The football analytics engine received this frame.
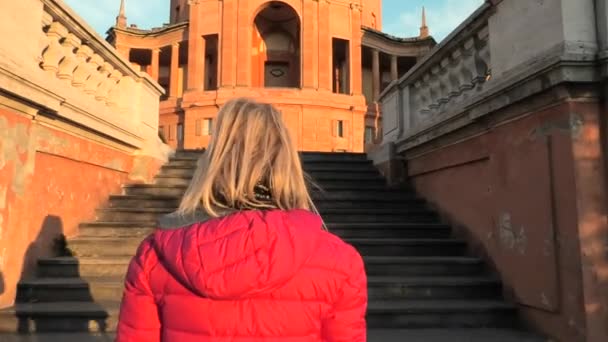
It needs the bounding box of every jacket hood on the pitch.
[152,209,323,299]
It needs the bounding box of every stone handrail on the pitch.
[379,2,492,142]
[0,0,166,155]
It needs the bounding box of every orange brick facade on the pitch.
[108,0,434,152]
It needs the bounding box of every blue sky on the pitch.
[64,0,484,42]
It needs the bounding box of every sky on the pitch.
[64,0,485,42]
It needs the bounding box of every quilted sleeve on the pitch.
[116,235,161,342]
[322,246,368,342]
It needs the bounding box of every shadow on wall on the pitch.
[0,271,4,297]
[13,215,110,335]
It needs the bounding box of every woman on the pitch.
[116,98,368,341]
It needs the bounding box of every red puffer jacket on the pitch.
[116,209,367,341]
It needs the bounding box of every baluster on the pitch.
[437,58,450,110]
[473,27,491,91]
[420,75,432,117]
[107,70,124,107]
[458,38,476,96]
[428,69,441,112]
[72,45,93,87]
[84,54,104,95]
[447,50,462,102]
[39,12,54,64]
[57,34,81,81]
[41,21,68,73]
[95,62,114,101]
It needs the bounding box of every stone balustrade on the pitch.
[379,2,492,142]
[0,0,167,159]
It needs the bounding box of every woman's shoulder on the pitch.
[310,229,365,276]
[157,209,211,230]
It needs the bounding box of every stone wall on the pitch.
[0,0,169,307]
[375,0,608,340]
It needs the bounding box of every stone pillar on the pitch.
[318,0,332,91]
[390,55,399,81]
[372,49,380,101]
[116,45,130,60]
[236,0,250,86]
[170,42,180,97]
[350,4,362,95]
[150,48,160,82]
[302,0,318,88]
[220,0,237,87]
[187,3,205,91]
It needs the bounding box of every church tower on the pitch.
[108,0,435,152]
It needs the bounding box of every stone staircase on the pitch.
[0,151,544,341]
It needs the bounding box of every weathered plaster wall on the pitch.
[0,108,136,307]
[405,101,603,341]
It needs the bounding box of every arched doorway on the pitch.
[252,1,300,88]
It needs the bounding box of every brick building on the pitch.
[107,0,434,152]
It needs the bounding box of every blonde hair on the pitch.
[178,98,315,217]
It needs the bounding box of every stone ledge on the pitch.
[395,42,600,154]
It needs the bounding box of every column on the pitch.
[220,0,237,87]
[350,4,362,95]
[187,3,205,90]
[150,48,160,82]
[170,42,180,97]
[302,0,318,88]
[236,1,250,86]
[390,55,398,81]
[372,49,380,101]
[318,0,332,91]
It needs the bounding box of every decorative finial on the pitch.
[116,0,127,28]
[420,6,429,38]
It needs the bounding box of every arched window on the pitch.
[252,1,300,88]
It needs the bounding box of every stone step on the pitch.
[154,176,390,189]
[366,329,545,342]
[366,300,519,329]
[38,257,130,278]
[322,212,438,223]
[122,185,417,200]
[300,152,369,162]
[173,150,205,159]
[95,208,172,222]
[0,330,547,342]
[96,207,439,224]
[306,170,381,180]
[312,191,417,201]
[348,239,467,257]
[79,222,156,238]
[0,301,118,333]
[18,275,501,304]
[3,300,517,333]
[107,195,425,210]
[122,184,186,197]
[66,237,467,258]
[328,223,450,239]
[157,166,386,180]
[78,221,447,239]
[367,276,502,300]
[107,195,180,209]
[17,278,123,303]
[165,159,199,167]
[157,165,195,177]
[314,198,426,209]
[67,238,142,257]
[304,164,379,173]
[36,255,483,280]
[363,256,484,276]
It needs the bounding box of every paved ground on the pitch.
[0,330,550,342]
